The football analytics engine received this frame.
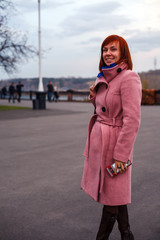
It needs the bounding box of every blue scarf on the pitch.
[97,63,117,78]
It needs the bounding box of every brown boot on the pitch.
[117,205,134,240]
[96,206,118,240]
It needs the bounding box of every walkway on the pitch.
[0,99,159,240]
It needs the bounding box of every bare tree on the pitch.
[0,0,37,74]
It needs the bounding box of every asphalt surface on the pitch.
[0,99,159,240]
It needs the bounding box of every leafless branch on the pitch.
[0,0,37,74]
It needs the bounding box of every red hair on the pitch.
[99,35,133,71]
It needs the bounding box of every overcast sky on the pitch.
[1,0,160,80]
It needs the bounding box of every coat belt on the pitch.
[96,117,123,127]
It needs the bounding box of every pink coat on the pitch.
[81,62,142,206]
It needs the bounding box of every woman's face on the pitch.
[102,41,121,66]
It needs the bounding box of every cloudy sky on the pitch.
[1,0,160,79]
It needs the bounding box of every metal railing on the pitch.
[0,90,90,102]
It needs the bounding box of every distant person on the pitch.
[1,86,7,99]
[47,81,54,102]
[53,83,59,102]
[81,35,142,240]
[8,82,15,103]
[16,81,24,102]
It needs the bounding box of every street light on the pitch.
[38,0,44,91]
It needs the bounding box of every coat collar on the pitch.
[94,62,128,91]
[102,62,128,82]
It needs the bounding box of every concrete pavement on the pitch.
[0,99,159,240]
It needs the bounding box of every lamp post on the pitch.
[38,0,43,91]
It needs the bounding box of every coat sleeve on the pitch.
[113,72,142,163]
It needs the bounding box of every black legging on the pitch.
[96,205,130,239]
[103,204,128,215]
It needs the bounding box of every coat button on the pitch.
[102,107,106,112]
[117,68,122,73]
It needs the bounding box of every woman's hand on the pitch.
[114,160,127,175]
[89,84,96,97]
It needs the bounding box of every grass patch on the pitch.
[0,105,31,111]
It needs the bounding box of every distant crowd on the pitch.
[0,81,59,103]
[1,81,24,103]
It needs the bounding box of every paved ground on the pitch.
[0,99,159,240]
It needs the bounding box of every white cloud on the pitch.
[126,30,160,52]
[14,0,74,12]
[59,1,130,36]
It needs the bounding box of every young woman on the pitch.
[81,35,142,240]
